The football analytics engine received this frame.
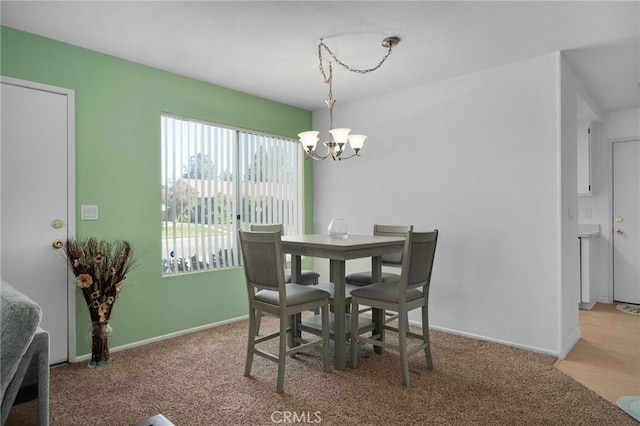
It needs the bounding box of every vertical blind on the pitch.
[161,113,302,275]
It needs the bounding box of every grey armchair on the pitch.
[1,281,49,426]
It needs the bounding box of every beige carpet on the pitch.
[7,317,637,425]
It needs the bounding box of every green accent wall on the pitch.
[1,26,314,356]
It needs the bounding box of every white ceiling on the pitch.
[2,1,638,116]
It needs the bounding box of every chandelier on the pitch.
[298,36,401,161]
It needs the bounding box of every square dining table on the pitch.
[281,233,406,370]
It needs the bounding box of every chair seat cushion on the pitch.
[256,284,329,307]
[350,283,423,304]
[284,269,320,286]
[345,272,400,286]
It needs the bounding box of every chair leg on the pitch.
[422,304,433,371]
[399,312,410,387]
[321,302,330,372]
[288,314,299,350]
[255,310,262,336]
[350,299,359,369]
[277,315,288,393]
[244,308,256,377]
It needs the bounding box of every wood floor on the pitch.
[555,302,640,405]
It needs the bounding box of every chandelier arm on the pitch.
[303,144,360,161]
[304,151,359,161]
[335,152,360,161]
[305,150,330,161]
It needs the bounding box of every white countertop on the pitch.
[578,224,600,238]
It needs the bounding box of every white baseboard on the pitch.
[75,315,566,362]
[580,300,597,310]
[429,324,560,358]
[559,327,582,360]
[75,315,249,362]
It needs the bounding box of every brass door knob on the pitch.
[52,239,64,249]
[615,228,624,235]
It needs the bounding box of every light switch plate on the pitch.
[81,205,99,220]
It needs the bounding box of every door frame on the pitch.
[1,76,77,362]
[608,137,639,304]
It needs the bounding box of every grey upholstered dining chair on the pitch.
[250,224,320,286]
[250,224,320,334]
[239,230,331,393]
[345,224,413,286]
[350,229,439,387]
[343,224,413,318]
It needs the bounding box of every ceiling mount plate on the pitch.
[382,36,401,48]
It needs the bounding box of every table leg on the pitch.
[290,255,303,347]
[371,256,384,354]
[290,254,302,282]
[330,259,347,370]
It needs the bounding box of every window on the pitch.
[161,113,303,275]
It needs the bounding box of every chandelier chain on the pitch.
[318,39,394,86]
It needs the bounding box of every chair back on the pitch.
[250,224,287,266]
[400,230,439,291]
[250,224,284,233]
[239,230,286,294]
[374,224,413,266]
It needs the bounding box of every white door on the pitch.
[612,140,640,304]
[1,79,75,364]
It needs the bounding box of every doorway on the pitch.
[612,139,640,304]
[0,77,76,364]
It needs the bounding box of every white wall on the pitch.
[559,56,581,355]
[578,108,640,302]
[312,53,576,356]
